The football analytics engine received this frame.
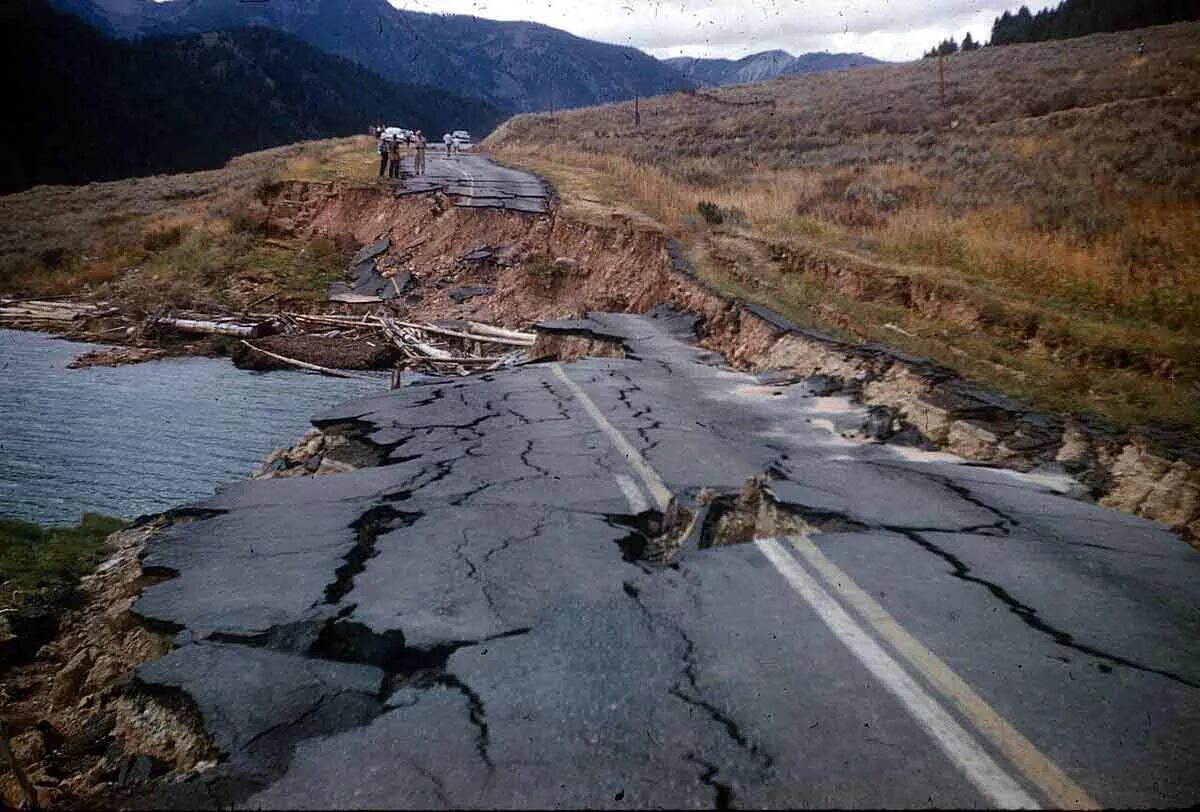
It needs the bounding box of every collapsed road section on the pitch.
[124,309,1200,809]
[397,153,549,213]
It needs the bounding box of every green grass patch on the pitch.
[0,514,127,612]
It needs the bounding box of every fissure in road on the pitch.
[128,309,1200,809]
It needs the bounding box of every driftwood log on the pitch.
[158,318,271,338]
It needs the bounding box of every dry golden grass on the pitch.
[0,137,372,310]
[487,21,1200,430]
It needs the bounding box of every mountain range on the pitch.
[665,50,884,87]
[50,0,692,113]
[1,0,503,193]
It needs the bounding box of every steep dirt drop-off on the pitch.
[255,180,690,327]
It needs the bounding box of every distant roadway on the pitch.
[133,311,1200,809]
[398,152,548,213]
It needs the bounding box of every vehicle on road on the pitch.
[451,130,473,150]
[381,126,413,143]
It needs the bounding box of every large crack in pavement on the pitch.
[124,307,1200,808]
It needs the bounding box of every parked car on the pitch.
[381,127,413,143]
[451,130,473,150]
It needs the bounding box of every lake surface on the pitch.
[0,329,386,526]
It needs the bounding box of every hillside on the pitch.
[992,0,1199,45]
[0,0,503,194]
[50,0,692,113]
[665,50,883,87]
[487,22,1200,431]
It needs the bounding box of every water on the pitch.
[0,329,386,526]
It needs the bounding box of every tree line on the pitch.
[0,0,506,194]
[923,0,1199,57]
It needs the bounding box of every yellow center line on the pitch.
[784,533,1101,810]
[551,359,1097,808]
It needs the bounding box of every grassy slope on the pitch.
[0,514,126,614]
[0,137,382,313]
[486,22,1200,431]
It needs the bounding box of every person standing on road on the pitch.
[377,133,390,178]
[415,130,428,175]
[444,132,453,157]
[388,136,402,179]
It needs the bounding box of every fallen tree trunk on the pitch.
[463,321,536,343]
[158,318,270,338]
[395,320,533,347]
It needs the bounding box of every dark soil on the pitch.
[232,334,399,371]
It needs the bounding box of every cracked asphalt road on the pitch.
[396,153,548,213]
[133,309,1200,809]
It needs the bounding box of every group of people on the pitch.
[376,129,428,179]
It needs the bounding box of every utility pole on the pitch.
[634,94,641,129]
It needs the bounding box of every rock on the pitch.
[35,784,62,809]
[51,649,93,708]
[117,754,169,787]
[391,271,415,294]
[35,721,65,754]
[352,237,390,266]
[11,730,45,764]
[102,596,138,634]
[805,374,844,397]
[60,713,114,758]
[888,424,937,450]
[304,455,323,473]
[448,286,495,304]
[862,405,897,442]
[82,654,127,696]
[461,245,494,262]
[946,419,1001,462]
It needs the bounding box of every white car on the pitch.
[381,127,412,143]
[451,130,473,150]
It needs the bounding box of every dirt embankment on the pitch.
[247,179,681,324]
[0,523,215,810]
[247,177,1200,545]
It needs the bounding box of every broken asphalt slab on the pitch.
[131,308,1200,808]
[395,154,548,214]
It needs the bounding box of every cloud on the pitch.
[390,0,1007,61]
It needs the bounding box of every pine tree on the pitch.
[938,37,960,56]
[988,0,1200,48]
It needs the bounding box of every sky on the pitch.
[387,0,1009,62]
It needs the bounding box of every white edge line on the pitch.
[755,537,1040,810]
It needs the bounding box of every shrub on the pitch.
[38,247,69,268]
[697,200,723,225]
[142,224,187,252]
